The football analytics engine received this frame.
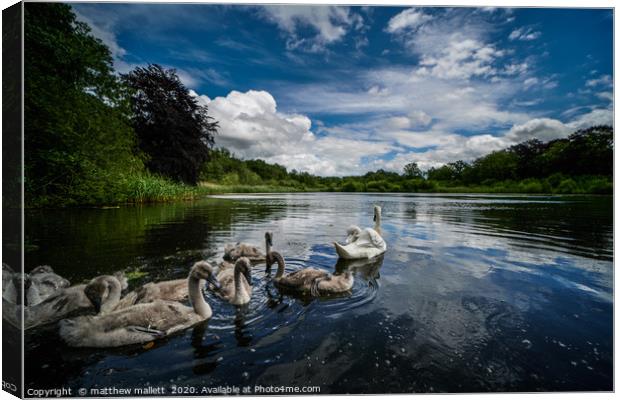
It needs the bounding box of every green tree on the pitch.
[508,139,547,179]
[24,3,142,205]
[123,64,218,184]
[403,162,423,179]
[563,126,612,176]
[471,150,518,183]
[427,165,454,181]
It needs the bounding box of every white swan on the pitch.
[334,205,386,260]
[59,261,220,348]
[214,257,252,305]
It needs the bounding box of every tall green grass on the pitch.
[119,174,199,203]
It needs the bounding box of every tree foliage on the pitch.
[25,3,142,205]
[123,64,218,184]
[403,162,423,178]
[200,126,612,195]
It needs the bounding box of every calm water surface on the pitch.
[15,193,612,393]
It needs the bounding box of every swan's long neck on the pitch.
[272,252,286,279]
[100,277,122,313]
[188,276,212,319]
[374,211,382,235]
[233,267,250,304]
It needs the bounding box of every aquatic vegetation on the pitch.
[124,269,149,283]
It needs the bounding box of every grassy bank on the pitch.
[26,174,612,208]
[202,175,612,196]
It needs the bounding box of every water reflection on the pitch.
[19,193,612,393]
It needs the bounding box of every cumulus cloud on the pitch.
[193,89,396,176]
[505,118,569,142]
[194,85,610,177]
[370,108,610,173]
[566,108,613,130]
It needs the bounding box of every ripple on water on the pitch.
[203,255,385,340]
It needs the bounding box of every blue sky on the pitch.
[72,4,613,176]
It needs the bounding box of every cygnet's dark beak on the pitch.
[91,297,102,313]
[207,275,221,290]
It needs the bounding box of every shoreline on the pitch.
[18,184,613,209]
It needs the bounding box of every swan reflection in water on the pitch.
[334,254,385,281]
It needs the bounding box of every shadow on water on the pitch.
[19,193,612,393]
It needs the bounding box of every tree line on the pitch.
[22,3,612,207]
[200,125,612,195]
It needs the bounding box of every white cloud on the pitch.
[523,77,538,89]
[597,91,613,102]
[259,5,363,52]
[566,108,613,130]
[382,108,612,172]
[386,8,433,33]
[385,9,510,82]
[504,62,529,76]
[415,38,504,79]
[586,74,612,87]
[282,66,531,131]
[509,27,541,41]
[367,85,389,96]
[408,110,433,127]
[505,118,569,142]
[73,9,126,61]
[193,89,396,176]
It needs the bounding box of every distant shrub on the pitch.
[341,181,364,192]
[556,178,578,194]
[401,179,436,192]
[221,172,240,185]
[518,179,544,193]
[585,177,613,194]
[367,180,388,192]
[546,173,565,188]
[238,168,262,185]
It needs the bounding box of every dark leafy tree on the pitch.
[471,150,518,182]
[427,165,454,181]
[123,64,218,184]
[25,3,141,205]
[403,162,423,179]
[448,160,470,178]
[364,169,403,181]
[508,139,547,178]
[563,126,613,176]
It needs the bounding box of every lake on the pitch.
[14,193,613,393]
